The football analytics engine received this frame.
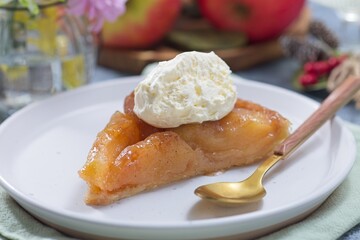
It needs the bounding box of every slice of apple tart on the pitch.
[79,94,290,205]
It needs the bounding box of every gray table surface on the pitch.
[92,2,360,239]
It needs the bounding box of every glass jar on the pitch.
[0,1,96,114]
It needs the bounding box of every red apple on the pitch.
[101,0,182,49]
[198,0,305,43]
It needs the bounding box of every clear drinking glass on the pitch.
[0,1,96,115]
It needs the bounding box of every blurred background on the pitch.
[1,0,360,124]
[95,0,360,126]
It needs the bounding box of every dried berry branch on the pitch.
[328,54,360,108]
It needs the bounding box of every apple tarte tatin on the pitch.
[79,93,290,205]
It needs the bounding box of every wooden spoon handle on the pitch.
[274,76,360,157]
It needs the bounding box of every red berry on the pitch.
[312,61,330,75]
[299,73,318,87]
[304,62,317,74]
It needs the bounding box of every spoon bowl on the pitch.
[195,181,266,205]
[195,154,282,205]
[195,76,360,206]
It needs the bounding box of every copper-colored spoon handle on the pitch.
[274,76,360,157]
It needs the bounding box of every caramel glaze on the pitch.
[79,92,290,205]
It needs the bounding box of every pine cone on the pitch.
[280,36,330,63]
[309,20,339,49]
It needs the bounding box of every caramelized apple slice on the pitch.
[79,111,142,191]
[84,131,203,205]
[171,99,290,166]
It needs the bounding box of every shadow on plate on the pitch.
[187,199,263,220]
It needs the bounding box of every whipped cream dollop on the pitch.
[134,51,237,128]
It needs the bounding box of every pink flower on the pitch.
[67,0,127,32]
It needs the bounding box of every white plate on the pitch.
[0,76,356,240]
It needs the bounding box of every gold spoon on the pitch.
[195,76,360,206]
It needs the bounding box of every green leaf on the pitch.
[292,70,328,92]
